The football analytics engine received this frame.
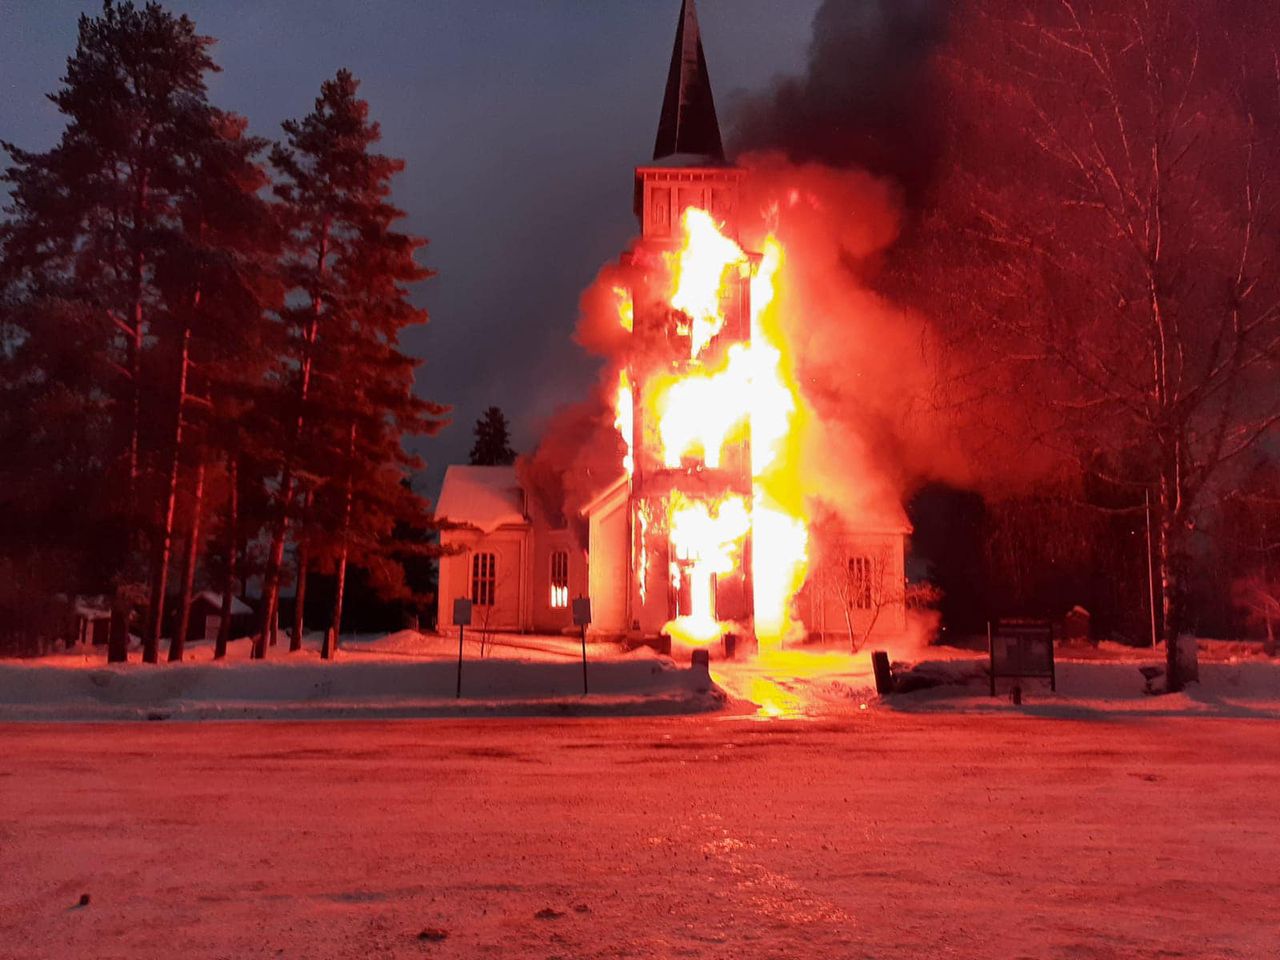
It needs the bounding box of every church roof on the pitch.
[653,0,726,164]
[437,465,528,534]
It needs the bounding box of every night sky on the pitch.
[0,0,822,497]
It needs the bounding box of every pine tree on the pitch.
[261,70,447,660]
[1,1,237,661]
[149,109,282,663]
[469,407,516,466]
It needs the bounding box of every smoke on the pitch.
[521,150,972,539]
[736,153,973,523]
[730,0,949,200]
[516,395,623,546]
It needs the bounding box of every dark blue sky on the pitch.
[0,0,821,496]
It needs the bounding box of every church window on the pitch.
[849,556,875,610]
[471,552,496,607]
[550,550,570,609]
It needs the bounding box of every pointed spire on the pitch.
[653,0,726,164]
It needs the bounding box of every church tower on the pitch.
[634,0,743,240]
[624,0,757,642]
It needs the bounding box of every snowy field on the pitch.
[3,713,1279,959]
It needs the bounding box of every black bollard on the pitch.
[871,650,893,696]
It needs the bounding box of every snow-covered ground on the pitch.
[714,640,1280,720]
[0,631,720,721]
[3,713,1279,959]
[8,632,1280,722]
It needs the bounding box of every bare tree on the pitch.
[906,0,1280,689]
[824,544,924,651]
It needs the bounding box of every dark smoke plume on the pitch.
[730,0,948,200]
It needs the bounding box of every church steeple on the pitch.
[653,0,725,164]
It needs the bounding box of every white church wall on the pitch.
[587,495,630,635]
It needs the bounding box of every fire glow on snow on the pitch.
[612,209,810,649]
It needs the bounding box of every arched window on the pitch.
[848,556,874,610]
[549,550,569,608]
[471,552,496,607]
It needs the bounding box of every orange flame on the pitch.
[626,212,810,650]
[664,492,750,645]
[614,368,634,477]
[667,209,749,359]
[612,285,634,333]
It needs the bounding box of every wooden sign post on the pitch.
[572,597,592,695]
[452,598,472,699]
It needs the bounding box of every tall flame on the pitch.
[613,208,811,651]
[614,369,634,477]
[667,209,749,359]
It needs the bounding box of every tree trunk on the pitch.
[125,164,150,514]
[169,460,206,662]
[1158,473,1187,692]
[255,482,289,659]
[144,323,192,663]
[256,226,329,660]
[325,546,349,661]
[215,456,238,660]
[291,500,309,653]
[107,600,130,664]
[322,423,357,661]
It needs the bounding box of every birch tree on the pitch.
[905,0,1280,689]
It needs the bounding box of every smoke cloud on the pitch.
[730,0,949,201]
[522,1,970,537]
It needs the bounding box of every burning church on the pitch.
[437,0,911,651]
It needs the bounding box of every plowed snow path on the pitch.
[3,715,1278,958]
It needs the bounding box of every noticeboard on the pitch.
[572,597,592,627]
[452,597,473,627]
[989,620,1055,694]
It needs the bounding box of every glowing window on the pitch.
[471,552,496,607]
[550,550,569,609]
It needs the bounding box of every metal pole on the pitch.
[456,624,464,699]
[1145,489,1159,649]
[580,623,589,695]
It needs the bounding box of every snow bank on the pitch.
[711,645,1280,719]
[889,655,1280,718]
[0,637,720,721]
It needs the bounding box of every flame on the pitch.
[653,343,751,469]
[614,368,634,477]
[612,285,634,333]
[668,208,748,359]
[747,237,809,645]
[615,208,812,651]
[664,493,750,645]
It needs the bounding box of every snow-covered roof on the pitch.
[73,595,110,619]
[196,590,253,616]
[437,465,528,534]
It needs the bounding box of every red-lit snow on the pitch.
[3,712,1279,958]
[0,631,719,721]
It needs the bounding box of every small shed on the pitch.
[190,591,254,641]
[73,596,112,646]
